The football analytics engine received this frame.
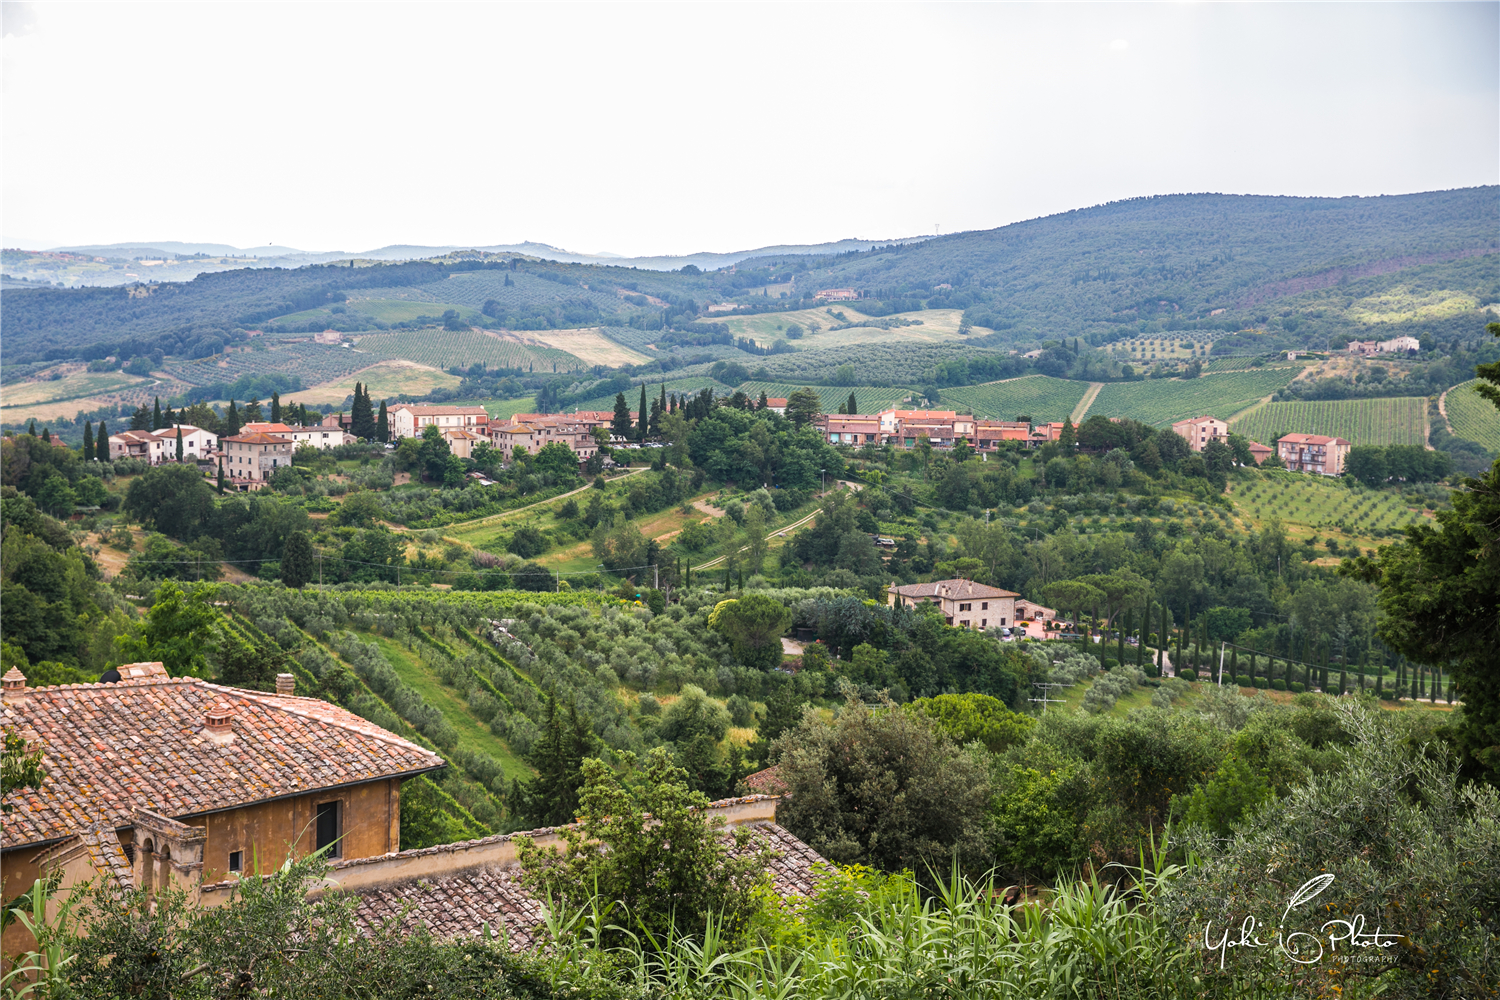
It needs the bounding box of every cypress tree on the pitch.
[1117,609,1127,667]
[847,391,858,415]
[152,397,163,430]
[217,457,226,493]
[281,530,315,589]
[225,400,242,437]
[611,393,633,439]
[95,421,110,462]
[507,695,598,827]
[376,400,389,443]
[1229,646,1239,684]
[270,391,282,424]
[637,384,648,442]
[351,382,376,440]
[40,427,49,443]
[175,426,184,461]
[1135,603,1146,668]
[27,419,36,436]
[82,421,94,460]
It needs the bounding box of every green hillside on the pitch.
[940,376,1092,422]
[1231,397,1429,448]
[1087,369,1299,426]
[354,330,586,373]
[738,382,914,413]
[1445,378,1500,452]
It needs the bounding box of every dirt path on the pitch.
[691,498,725,517]
[692,506,822,572]
[1070,383,1103,423]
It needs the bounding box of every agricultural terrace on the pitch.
[1087,368,1298,426]
[353,330,586,373]
[1111,333,1216,362]
[1230,397,1428,448]
[1231,472,1432,551]
[939,376,1092,422]
[738,382,914,413]
[515,328,651,367]
[1445,378,1500,452]
[164,342,373,390]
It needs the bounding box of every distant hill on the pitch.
[49,241,307,258]
[7,188,1495,366]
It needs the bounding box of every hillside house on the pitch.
[243,421,356,451]
[763,397,788,415]
[1247,440,1273,465]
[1277,433,1352,476]
[1378,335,1421,353]
[388,405,489,441]
[222,430,293,481]
[886,578,1020,630]
[1170,415,1228,452]
[109,424,217,464]
[814,415,881,445]
[815,288,859,301]
[0,664,444,953]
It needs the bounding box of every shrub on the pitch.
[1271,678,1287,691]
[1179,669,1197,682]
[1254,676,1269,689]
[1289,681,1305,693]
[1235,674,1253,687]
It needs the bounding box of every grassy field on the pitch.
[291,361,461,406]
[939,376,1092,422]
[366,633,531,778]
[1230,397,1428,448]
[737,382,914,413]
[353,330,586,373]
[483,397,540,420]
[1344,286,1480,324]
[1,370,150,407]
[1088,369,1299,426]
[1445,378,1500,451]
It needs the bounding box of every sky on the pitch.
[2,2,1496,257]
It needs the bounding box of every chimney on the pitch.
[204,701,235,743]
[2,666,27,703]
[275,673,295,696]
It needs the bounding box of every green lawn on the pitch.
[366,633,532,779]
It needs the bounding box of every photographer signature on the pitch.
[1203,874,1401,967]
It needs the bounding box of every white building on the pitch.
[1377,335,1420,354]
[388,405,489,440]
[221,431,293,482]
[241,422,355,451]
[108,424,217,464]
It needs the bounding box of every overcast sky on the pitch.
[3,2,1496,256]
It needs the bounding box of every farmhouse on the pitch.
[242,421,356,451]
[814,414,881,445]
[886,578,1019,630]
[108,424,217,463]
[815,288,860,301]
[1170,415,1228,452]
[0,663,444,953]
[1277,433,1352,476]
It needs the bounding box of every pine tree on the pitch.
[95,421,110,462]
[152,397,163,430]
[611,393,633,439]
[270,391,282,424]
[175,426,184,461]
[376,400,389,443]
[637,384,648,442]
[82,421,94,460]
[280,530,315,589]
[508,695,599,826]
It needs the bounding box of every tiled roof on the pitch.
[240,422,297,434]
[740,766,788,795]
[889,578,1020,600]
[342,822,830,948]
[223,432,292,444]
[393,405,488,416]
[1278,433,1350,446]
[2,676,445,848]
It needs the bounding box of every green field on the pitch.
[354,330,585,373]
[738,382,913,413]
[1445,379,1500,452]
[939,376,1091,422]
[1088,369,1298,426]
[1230,397,1428,448]
[0,370,151,407]
[483,397,541,420]
[706,306,977,348]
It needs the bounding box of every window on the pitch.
[959,620,970,628]
[959,603,972,612]
[981,619,987,628]
[229,850,243,873]
[1001,617,1007,626]
[981,602,989,610]
[315,801,341,857]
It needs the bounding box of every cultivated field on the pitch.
[1112,333,1215,362]
[290,361,462,406]
[706,306,978,348]
[352,330,585,373]
[166,343,371,390]
[0,370,148,406]
[939,376,1092,422]
[737,382,913,413]
[1088,369,1298,426]
[1230,397,1428,448]
[1233,473,1430,542]
[483,397,541,421]
[1444,378,1500,452]
[514,328,650,367]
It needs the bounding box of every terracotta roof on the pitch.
[1278,433,1350,446]
[223,432,292,445]
[342,821,830,948]
[888,578,1020,600]
[740,765,788,795]
[1,675,445,849]
[241,422,297,434]
[392,405,488,416]
[1248,441,1273,454]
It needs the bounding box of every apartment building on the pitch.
[814,415,881,445]
[1170,415,1229,452]
[221,431,294,481]
[108,425,218,464]
[1277,433,1352,476]
[388,405,489,440]
[242,422,355,451]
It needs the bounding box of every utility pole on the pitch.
[653,563,658,590]
[1218,642,1226,686]
[1029,682,1065,713]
